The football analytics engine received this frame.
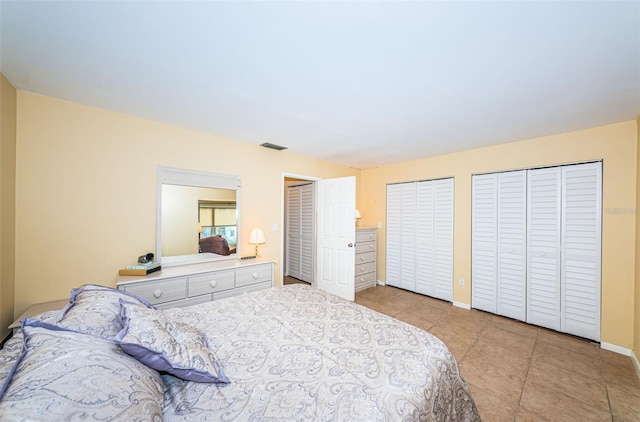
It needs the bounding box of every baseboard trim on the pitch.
[376,280,385,286]
[601,342,632,356]
[453,301,471,310]
[632,351,640,381]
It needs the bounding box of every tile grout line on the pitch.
[514,326,540,421]
[599,348,615,422]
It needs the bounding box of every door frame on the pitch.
[280,173,320,287]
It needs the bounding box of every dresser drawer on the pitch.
[355,271,376,291]
[356,230,376,243]
[356,241,376,254]
[214,280,272,300]
[124,277,187,305]
[236,264,272,288]
[155,294,212,310]
[356,251,376,264]
[355,261,376,275]
[189,270,235,297]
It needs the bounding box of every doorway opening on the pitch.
[282,174,318,287]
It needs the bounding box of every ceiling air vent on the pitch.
[260,142,287,151]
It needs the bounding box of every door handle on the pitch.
[348,243,354,247]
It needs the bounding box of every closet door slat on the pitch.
[561,162,601,341]
[497,171,527,321]
[472,174,498,313]
[527,167,562,331]
[416,181,435,296]
[433,178,454,301]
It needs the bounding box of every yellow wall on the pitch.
[0,74,17,340]
[14,91,358,315]
[360,121,637,349]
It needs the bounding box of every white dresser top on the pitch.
[116,258,274,287]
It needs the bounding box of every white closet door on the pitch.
[527,167,562,331]
[472,174,498,313]
[399,183,417,291]
[433,178,454,301]
[386,182,417,290]
[561,162,601,341]
[299,184,314,283]
[386,184,403,288]
[286,186,302,279]
[497,171,527,321]
[415,181,435,296]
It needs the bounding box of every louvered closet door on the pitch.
[299,184,314,283]
[472,174,498,313]
[527,167,562,331]
[399,183,418,291]
[286,186,302,279]
[561,162,601,341]
[433,178,454,301]
[497,171,527,321]
[416,181,435,296]
[386,184,403,288]
[386,182,417,290]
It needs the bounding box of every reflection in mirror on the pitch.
[157,167,241,266]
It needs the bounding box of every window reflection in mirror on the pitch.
[198,201,237,247]
[161,185,237,257]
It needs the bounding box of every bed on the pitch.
[0,283,480,421]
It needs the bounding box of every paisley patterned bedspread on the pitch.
[161,284,480,421]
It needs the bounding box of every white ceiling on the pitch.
[1,1,639,169]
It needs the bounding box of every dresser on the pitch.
[355,227,377,292]
[117,259,274,310]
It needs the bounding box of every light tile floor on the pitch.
[284,277,640,421]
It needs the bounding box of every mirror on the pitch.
[157,166,241,266]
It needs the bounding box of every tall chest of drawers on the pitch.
[355,227,377,292]
[117,259,274,310]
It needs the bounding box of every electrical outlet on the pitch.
[377,222,382,229]
[458,277,465,286]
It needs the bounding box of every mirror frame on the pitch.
[157,166,241,266]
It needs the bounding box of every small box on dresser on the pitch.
[355,227,377,292]
[117,259,274,309]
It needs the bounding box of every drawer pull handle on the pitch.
[153,289,163,298]
[368,245,374,250]
[251,272,258,279]
[360,256,365,261]
[360,268,365,272]
[209,280,217,288]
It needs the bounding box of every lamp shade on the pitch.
[249,228,266,244]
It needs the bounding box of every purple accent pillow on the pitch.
[115,300,229,383]
[56,284,156,339]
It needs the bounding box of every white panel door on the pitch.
[561,162,602,341]
[317,176,356,301]
[286,185,301,279]
[299,184,314,283]
[472,173,498,313]
[433,178,454,301]
[527,167,562,331]
[497,171,527,321]
[415,181,435,296]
